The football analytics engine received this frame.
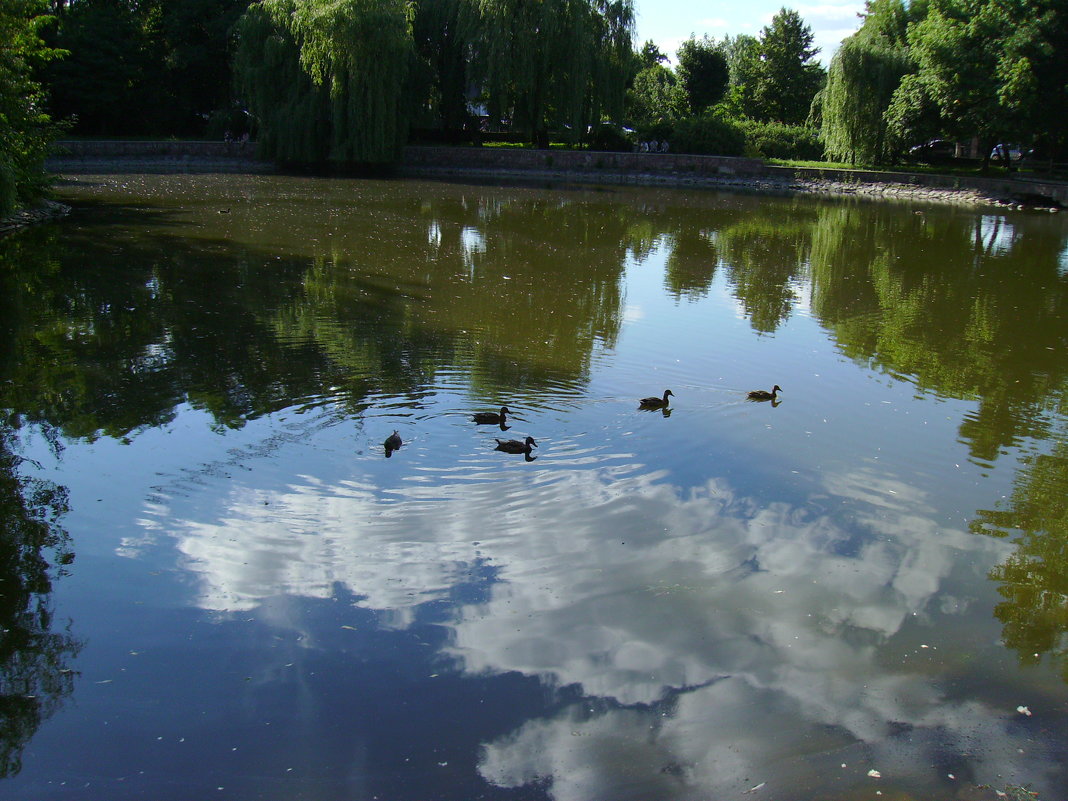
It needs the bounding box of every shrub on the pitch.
[735,119,823,160]
[636,120,675,143]
[588,123,632,152]
[671,113,746,157]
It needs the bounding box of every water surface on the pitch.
[2,173,1067,800]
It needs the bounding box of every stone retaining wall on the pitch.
[401,145,766,179]
[48,139,273,173]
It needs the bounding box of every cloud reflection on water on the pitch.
[133,452,1057,798]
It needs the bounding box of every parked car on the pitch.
[907,139,956,162]
[990,143,1032,163]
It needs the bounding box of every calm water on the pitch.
[2,173,1067,800]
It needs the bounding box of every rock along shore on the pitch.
[0,200,72,238]
[398,146,1066,211]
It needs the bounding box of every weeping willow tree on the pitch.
[234,0,416,165]
[410,0,480,134]
[472,0,633,146]
[820,0,917,165]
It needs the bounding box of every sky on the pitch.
[631,0,868,66]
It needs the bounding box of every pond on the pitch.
[2,173,1067,800]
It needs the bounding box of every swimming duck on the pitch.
[639,389,673,409]
[495,436,537,454]
[473,406,510,425]
[384,430,402,457]
[747,385,782,401]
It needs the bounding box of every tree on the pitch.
[626,63,687,128]
[883,72,943,154]
[713,33,762,118]
[144,0,252,135]
[674,35,729,114]
[751,8,825,125]
[45,0,250,137]
[902,0,1068,164]
[0,0,64,216]
[821,0,916,164]
[411,0,478,136]
[637,38,666,69]
[234,0,416,165]
[472,0,635,147]
[42,0,152,135]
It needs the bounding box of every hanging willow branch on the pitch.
[235,0,416,165]
[472,0,633,144]
[236,0,633,161]
[820,0,915,165]
[822,34,912,164]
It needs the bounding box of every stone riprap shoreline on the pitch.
[399,146,1066,210]
[0,200,72,237]
[9,139,1060,237]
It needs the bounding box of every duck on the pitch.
[747,385,782,401]
[639,389,673,409]
[494,435,537,454]
[473,406,510,425]
[383,430,402,457]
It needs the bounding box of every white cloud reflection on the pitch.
[133,455,1057,797]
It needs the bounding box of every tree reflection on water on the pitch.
[972,436,1068,680]
[0,423,80,777]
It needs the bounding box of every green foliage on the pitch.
[44,0,156,136]
[0,0,64,216]
[821,0,915,165]
[635,119,675,142]
[884,72,942,153]
[708,34,761,119]
[751,8,826,124]
[411,0,478,133]
[674,35,729,114]
[626,63,687,127]
[637,39,667,69]
[45,0,250,137]
[234,1,330,163]
[718,33,762,89]
[472,0,635,146]
[902,0,1068,159]
[587,122,632,151]
[234,0,416,165]
[736,119,823,160]
[671,112,746,156]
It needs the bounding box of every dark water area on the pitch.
[1,173,1067,800]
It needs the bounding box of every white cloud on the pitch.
[698,17,731,29]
